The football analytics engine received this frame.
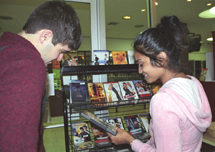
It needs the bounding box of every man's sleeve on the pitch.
[0,58,46,151]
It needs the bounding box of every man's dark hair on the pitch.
[23,1,82,50]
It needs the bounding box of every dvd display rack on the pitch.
[60,64,151,152]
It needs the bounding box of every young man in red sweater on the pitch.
[0,1,82,151]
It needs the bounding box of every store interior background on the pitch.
[1,0,215,151]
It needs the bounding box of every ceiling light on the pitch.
[199,7,215,18]
[141,9,146,12]
[187,0,191,2]
[155,2,158,5]
[207,3,212,6]
[210,6,215,14]
[122,16,131,20]
[207,37,213,41]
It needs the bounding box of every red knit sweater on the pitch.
[0,32,47,152]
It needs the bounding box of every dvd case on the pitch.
[124,115,150,142]
[127,50,135,64]
[118,81,139,101]
[124,115,143,135]
[93,50,110,65]
[70,80,87,104]
[112,51,128,65]
[133,80,151,98]
[106,117,125,130]
[71,122,94,150]
[139,113,150,133]
[103,82,123,105]
[91,122,112,147]
[87,82,107,106]
[81,110,117,136]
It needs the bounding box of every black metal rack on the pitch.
[61,64,139,75]
[60,64,151,152]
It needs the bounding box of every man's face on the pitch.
[41,41,71,65]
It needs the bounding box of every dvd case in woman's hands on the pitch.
[81,110,117,136]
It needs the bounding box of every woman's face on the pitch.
[134,51,163,83]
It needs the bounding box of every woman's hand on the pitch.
[107,126,135,145]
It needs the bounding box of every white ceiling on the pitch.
[0,0,215,45]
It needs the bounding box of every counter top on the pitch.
[203,132,215,147]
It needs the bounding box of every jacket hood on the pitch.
[159,76,212,132]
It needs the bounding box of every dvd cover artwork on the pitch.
[124,115,150,143]
[106,117,125,130]
[112,51,128,65]
[93,50,110,65]
[151,84,162,95]
[81,110,117,136]
[139,113,150,133]
[87,82,107,106]
[71,122,94,150]
[52,59,60,69]
[133,80,151,98]
[124,115,143,136]
[118,81,139,103]
[91,123,112,147]
[103,82,123,105]
[127,50,135,64]
[70,80,87,104]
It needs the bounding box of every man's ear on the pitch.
[39,29,53,44]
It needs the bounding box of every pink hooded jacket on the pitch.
[131,76,212,152]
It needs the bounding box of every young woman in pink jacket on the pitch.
[108,15,212,152]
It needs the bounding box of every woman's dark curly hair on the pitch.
[134,15,190,73]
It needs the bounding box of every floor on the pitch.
[43,116,66,152]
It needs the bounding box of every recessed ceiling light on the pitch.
[207,37,213,41]
[207,3,212,6]
[122,16,131,20]
[0,16,13,20]
[108,22,119,25]
[141,9,146,12]
[134,25,144,28]
[155,2,158,5]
